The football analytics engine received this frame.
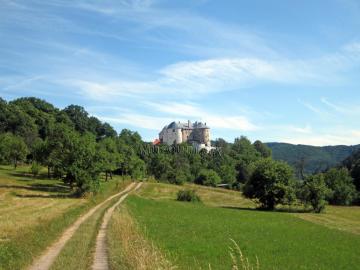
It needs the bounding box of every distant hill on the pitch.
[266,143,360,175]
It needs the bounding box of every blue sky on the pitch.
[1,0,360,145]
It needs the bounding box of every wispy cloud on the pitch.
[144,101,258,131]
[321,97,360,116]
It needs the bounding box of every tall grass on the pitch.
[229,239,259,270]
[108,206,175,270]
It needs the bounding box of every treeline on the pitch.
[0,97,145,194]
[0,97,359,211]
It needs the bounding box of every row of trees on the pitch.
[0,97,359,211]
[243,158,359,213]
[0,98,145,194]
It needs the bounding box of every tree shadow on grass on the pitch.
[14,193,76,199]
[222,206,312,214]
[0,183,75,198]
[8,172,50,180]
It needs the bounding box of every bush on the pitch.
[176,189,201,202]
[30,163,41,177]
[195,169,221,187]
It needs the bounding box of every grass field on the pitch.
[123,183,360,270]
[0,165,130,270]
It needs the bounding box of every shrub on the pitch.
[176,189,201,202]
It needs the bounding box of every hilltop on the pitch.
[267,142,360,174]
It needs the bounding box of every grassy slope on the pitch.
[0,165,129,270]
[125,183,360,270]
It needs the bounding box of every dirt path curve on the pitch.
[28,182,136,270]
[92,182,143,270]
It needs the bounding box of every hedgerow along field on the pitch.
[122,183,360,270]
[0,165,130,270]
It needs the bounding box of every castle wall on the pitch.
[160,128,182,145]
[181,129,192,142]
[159,121,211,147]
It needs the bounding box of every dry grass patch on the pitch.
[295,205,360,235]
[138,182,255,209]
[108,206,174,270]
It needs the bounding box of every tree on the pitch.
[63,105,89,134]
[0,133,28,168]
[195,169,221,187]
[235,160,253,184]
[243,159,295,210]
[128,155,145,180]
[295,157,307,180]
[231,136,260,164]
[253,140,272,158]
[45,123,78,178]
[324,168,356,205]
[298,174,330,213]
[63,133,100,193]
[218,164,237,185]
[97,137,120,181]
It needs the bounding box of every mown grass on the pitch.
[295,205,360,235]
[125,185,360,270]
[0,165,130,270]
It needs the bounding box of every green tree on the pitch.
[45,123,78,178]
[218,164,237,185]
[128,155,146,180]
[253,140,272,158]
[63,105,89,134]
[231,136,260,164]
[97,137,120,181]
[63,133,100,193]
[299,174,330,213]
[324,168,356,205]
[243,158,295,210]
[195,169,221,187]
[0,133,29,168]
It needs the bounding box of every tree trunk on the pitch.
[110,171,113,179]
[105,171,108,181]
[14,158,17,169]
[48,166,51,178]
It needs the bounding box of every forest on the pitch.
[0,97,359,211]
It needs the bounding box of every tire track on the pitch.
[28,182,136,270]
[92,182,142,270]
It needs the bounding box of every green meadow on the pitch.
[124,183,360,270]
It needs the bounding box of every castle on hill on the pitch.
[158,120,213,151]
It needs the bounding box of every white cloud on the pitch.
[321,97,360,116]
[98,114,175,130]
[287,125,312,134]
[144,101,258,131]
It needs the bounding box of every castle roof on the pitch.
[162,121,209,131]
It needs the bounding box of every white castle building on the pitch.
[159,120,214,151]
